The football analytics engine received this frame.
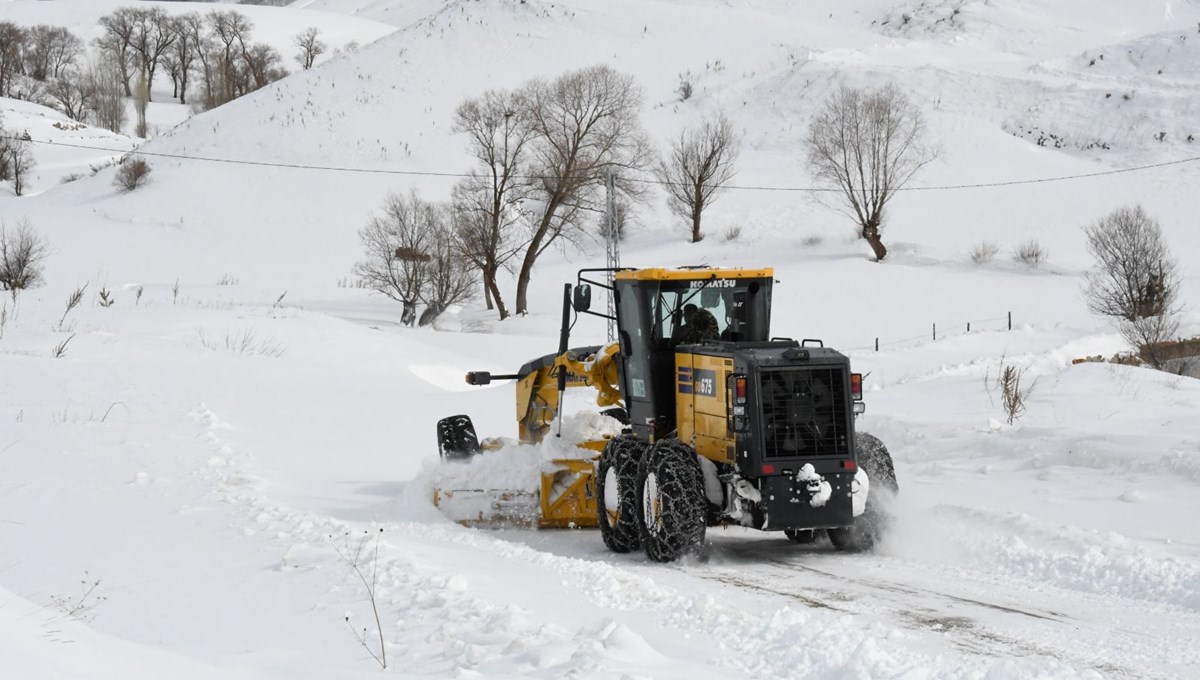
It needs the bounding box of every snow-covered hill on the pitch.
[2,0,1199,678]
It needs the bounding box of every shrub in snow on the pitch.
[332,529,388,670]
[51,333,75,359]
[968,241,1000,264]
[986,357,1037,425]
[58,284,86,330]
[676,73,694,101]
[1011,240,1047,268]
[114,156,152,192]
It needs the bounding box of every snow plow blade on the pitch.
[432,456,601,529]
[433,414,606,529]
[432,488,541,527]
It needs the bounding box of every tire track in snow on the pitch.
[682,541,1188,679]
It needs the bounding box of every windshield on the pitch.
[649,279,767,348]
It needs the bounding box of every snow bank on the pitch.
[422,411,625,495]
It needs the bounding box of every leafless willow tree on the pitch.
[516,64,652,314]
[657,113,740,243]
[0,221,49,290]
[23,25,83,81]
[134,72,149,137]
[97,7,138,96]
[355,191,436,307]
[452,89,536,320]
[422,219,476,324]
[0,22,24,97]
[88,58,128,133]
[806,83,937,261]
[128,7,175,101]
[0,132,35,197]
[47,75,95,122]
[355,192,475,325]
[1082,205,1182,368]
[294,27,326,70]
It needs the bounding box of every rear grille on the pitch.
[759,367,849,458]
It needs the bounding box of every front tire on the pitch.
[829,432,898,552]
[597,434,644,553]
[637,439,706,563]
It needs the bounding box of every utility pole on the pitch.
[605,169,619,342]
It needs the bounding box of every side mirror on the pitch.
[572,284,592,313]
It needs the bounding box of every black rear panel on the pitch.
[759,366,850,458]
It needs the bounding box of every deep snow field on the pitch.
[2,0,1200,678]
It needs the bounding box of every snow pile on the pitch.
[423,410,625,495]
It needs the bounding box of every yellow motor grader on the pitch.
[435,266,897,561]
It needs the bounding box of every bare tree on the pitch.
[208,10,253,103]
[0,22,25,97]
[451,89,536,320]
[97,7,138,96]
[0,221,49,290]
[806,83,937,261]
[421,212,476,325]
[46,27,82,80]
[47,73,96,122]
[177,13,210,106]
[1083,206,1179,321]
[0,113,7,182]
[1,133,35,197]
[516,65,652,314]
[129,7,175,102]
[354,191,438,308]
[134,72,149,138]
[88,57,128,133]
[657,113,739,243]
[293,27,326,70]
[1082,205,1181,368]
[239,42,285,92]
[23,26,81,82]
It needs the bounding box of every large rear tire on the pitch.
[638,439,707,563]
[829,432,898,552]
[597,434,644,553]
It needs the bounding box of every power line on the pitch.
[8,134,1200,192]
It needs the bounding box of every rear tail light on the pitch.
[734,375,747,404]
[850,373,863,401]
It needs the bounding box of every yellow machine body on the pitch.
[675,352,738,465]
[434,344,621,529]
[435,267,775,530]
